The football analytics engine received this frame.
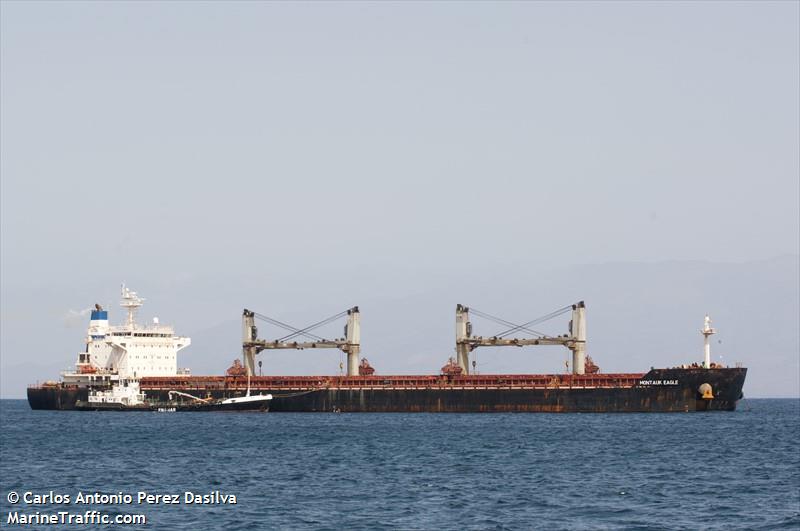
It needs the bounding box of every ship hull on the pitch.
[27,386,87,410]
[74,401,153,412]
[173,400,270,412]
[28,368,746,413]
[70,400,271,412]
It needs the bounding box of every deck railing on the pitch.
[139,373,646,391]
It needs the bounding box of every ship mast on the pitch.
[120,284,144,328]
[702,314,715,369]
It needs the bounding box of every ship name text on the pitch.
[638,379,679,386]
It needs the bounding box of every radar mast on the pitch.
[120,283,145,328]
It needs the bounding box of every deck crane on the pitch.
[242,307,361,377]
[455,301,587,375]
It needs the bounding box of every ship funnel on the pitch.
[90,308,108,322]
[89,305,109,338]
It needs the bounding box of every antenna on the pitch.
[120,283,145,328]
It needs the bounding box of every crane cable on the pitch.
[466,304,574,339]
[468,308,548,338]
[496,304,574,339]
[253,312,326,342]
[277,309,350,342]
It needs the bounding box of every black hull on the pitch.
[28,386,87,410]
[28,368,746,413]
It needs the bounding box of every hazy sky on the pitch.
[1,2,798,397]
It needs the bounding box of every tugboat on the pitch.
[75,378,152,411]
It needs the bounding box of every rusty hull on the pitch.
[28,367,746,413]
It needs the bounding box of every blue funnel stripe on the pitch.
[90,310,108,321]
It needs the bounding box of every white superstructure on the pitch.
[63,285,191,387]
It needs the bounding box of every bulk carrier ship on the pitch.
[27,286,747,412]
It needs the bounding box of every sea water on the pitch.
[1,399,798,530]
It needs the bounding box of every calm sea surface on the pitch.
[1,399,798,530]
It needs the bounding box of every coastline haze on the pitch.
[1,2,798,398]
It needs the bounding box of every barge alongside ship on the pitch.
[27,286,747,413]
